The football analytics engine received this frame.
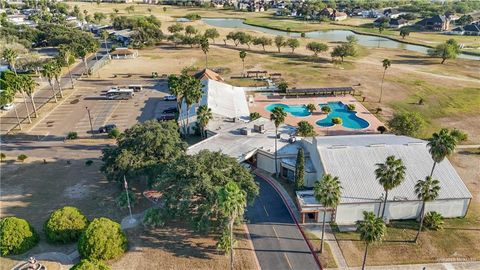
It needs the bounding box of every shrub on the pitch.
[377,126,387,134]
[387,112,425,137]
[423,211,444,231]
[277,81,288,92]
[115,191,136,209]
[321,105,331,114]
[85,160,94,166]
[300,32,306,38]
[332,117,342,125]
[71,259,110,270]
[297,121,316,137]
[67,131,78,140]
[142,207,165,228]
[249,112,261,121]
[44,206,88,243]
[78,217,127,260]
[0,217,39,255]
[185,13,201,20]
[108,128,120,139]
[0,152,5,162]
[17,154,28,162]
[346,104,356,111]
[451,128,468,142]
[306,104,316,113]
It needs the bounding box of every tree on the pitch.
[0,73,23,129]
[387,112,425,137]
[375,155,406,219]
[414,176,440,242]
[314,174,342,253]
[167,23,184,34]
[204,28,220,43]
[400,28,410,39]
[217,181,247,270]
[297,121,315,137]
[277,81,288,92]
[286,38,300,53]
[78,217,127,260]
[331,43,356,62]
[185,25,198,36]
[197,105,212,138]
[93,12,106,23]
[270,107,287,177]
[321,105,331,114]
[239,50,247,75]
[379,58,391,103]
[306,42,328,57]
[238,33,253,48]
[58,45,76,89]
[249,112,261,121]
[427,128,457,177]
[274,35,285,52]
[378,22,386,34]
[51,61,64,98]
[253,36,272,51]
[142,207,165,228]
[183,76,203,135]
[2,48,18,74]
[101,120,187,183]
[0,217,39,256]
[306,103,316,114]
[428,39,460,64]
[332,117,342,125]
[71,260,110,270]
[346,35,358,44]
[357,211,386,270]
[200,37,209,68]
[100,30,110,58]
[294,148,305,190]
[44,206,88,243]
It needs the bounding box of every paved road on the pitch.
[246,177,319,270]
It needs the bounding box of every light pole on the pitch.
[85,106,95,138]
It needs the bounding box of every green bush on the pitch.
[78,217,127,260]
[108,128,120,139]
[185,13,201,20]
[115,191,136,209]
[332,117,342,125]
[67,131,78,140]
[71,259,110,270]
[321,105,331,114]
[142,207,165,228]
[249,112,261,121]
[44,206,88,243]
[423,211,444,231]
[85,160,94,166]
[346,104,356,111]
[0,217,39,255]
[387,112,425,137]
[17,154,28,162]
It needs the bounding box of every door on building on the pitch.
[281,166,294,181]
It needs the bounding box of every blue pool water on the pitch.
[316,102,369,129]
[265,103,311,117]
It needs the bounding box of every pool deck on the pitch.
[249,94,384,136]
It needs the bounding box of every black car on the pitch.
[157,115,176,122]
[162,107,178,114]
[98,124,117,133]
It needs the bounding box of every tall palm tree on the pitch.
[183,77,203,135]
[51,61,64,98]
[58,45,75,89]
[101,30,110,58]
[375,155,406,219]
[2,48,18,74]
[197,105,212,138]
[239,50,247,76]
[414,176,440,243]
[313,174,342,253]
[427,128,456,177]
[200,38,209,68]
[217,181,247,270]
[168,74,185,119]
[41,62,58,103]
[270,107,287,177]
[18,75,33,123]
[357,211,386,270]
[21,75,38,118]
[379,58,391,103]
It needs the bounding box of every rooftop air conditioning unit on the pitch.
[254,124,265,133]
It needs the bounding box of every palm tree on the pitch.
[1,74,22,129]
[427,128,456,177]
[183,77,203,135]
[357,211,386,270]
[200,38,209,68]
[270,107,287,177]
[2,48,18,74]
[101,30,110,58]
[414,176,440,243]
[313,174,342,253]
[306,103,316,114]
[197,105,212,138]
[217,181,247,270]
[58,45,75,89]
[41,62,58,103]
[21,75,38,118]
[379,58,391,103]
[239,50,247,76]
[18,75,33,123]
[375,155,406,219]
[51,61,64,98]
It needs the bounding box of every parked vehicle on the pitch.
[163,95,176,101]
[0,103,14,111]
[98,124,117,133]
[106,88,134,100]
[157,115,176,122]
[128,85,143,92]
[162,107,178,114]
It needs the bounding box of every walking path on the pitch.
[333,261,480,270]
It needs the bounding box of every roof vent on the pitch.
[369,144,386,147]
[329,145,348,149]
[406,142,424,146]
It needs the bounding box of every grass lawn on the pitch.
[303,230,338,269]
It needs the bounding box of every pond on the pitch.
[202,18,479,60]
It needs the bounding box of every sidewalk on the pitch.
[336,261,480,270]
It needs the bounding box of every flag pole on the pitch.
[124,175,133,220]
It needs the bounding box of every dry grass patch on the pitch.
[304,230,338,269]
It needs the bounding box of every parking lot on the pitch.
[28,77,175,138]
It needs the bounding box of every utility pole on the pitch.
[85,107,95,138]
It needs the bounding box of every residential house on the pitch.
[389,18,408,28]
[318,8,348,21]
[416,15,450,31]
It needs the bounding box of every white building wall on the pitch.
[425,199,470,218]
[384,201,422,220]
[335,203,381,225]
[256,152,276,173]
[301,138,324,186]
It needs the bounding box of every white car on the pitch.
[1,103,14,111]
[163,95,176,101]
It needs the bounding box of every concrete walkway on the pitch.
[305,224,349,269]
[330,261,480,270]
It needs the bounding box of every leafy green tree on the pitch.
[185,25,198,36]
[93,12,106,23]
[71,260,110,270]
[204,28,220,43]
[294,148,305,190]
[306,103,316,113]
[217,181,247,270]
[239,50,247,75]
[101,120,187,183]
[253,36,272,51]
[321,105,331,114]
[346,35,358,44]
[414,176,440,242]
[286,38,300,53]
[200,37,209,68]
[238,33,253,49]
[331,43,356,62]
[197,105,212,138]
[108,128,120,139]
[428,39,460,64]
[0,72,23,128]
[306,42,328,57]
[400,28,410,39]
[249,112,261,121]
[375,155,406,219]
[274,35,285,52]
[277,81,288,92]
[427,128,457,177]
[357,211,386,270]
[297,120,315,137]
[44,206,88,243]
[270,107,287,177]
[0,217,39,255]
[379,59,391,103]
[2,48,18,74]
[314,174,342,253]
[142,207,165,228]
[387,112,425,137]
[78,217,127,260]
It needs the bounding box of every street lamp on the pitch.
[85,106,95,138]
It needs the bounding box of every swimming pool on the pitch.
[316,102,369,129]
[265,103,311,117]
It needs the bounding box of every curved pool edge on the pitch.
[315,102,371,130]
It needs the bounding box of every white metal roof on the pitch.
[314,134,472,203]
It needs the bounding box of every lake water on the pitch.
[202,18,479,60]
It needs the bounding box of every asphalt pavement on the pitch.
[246,176,320,270]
